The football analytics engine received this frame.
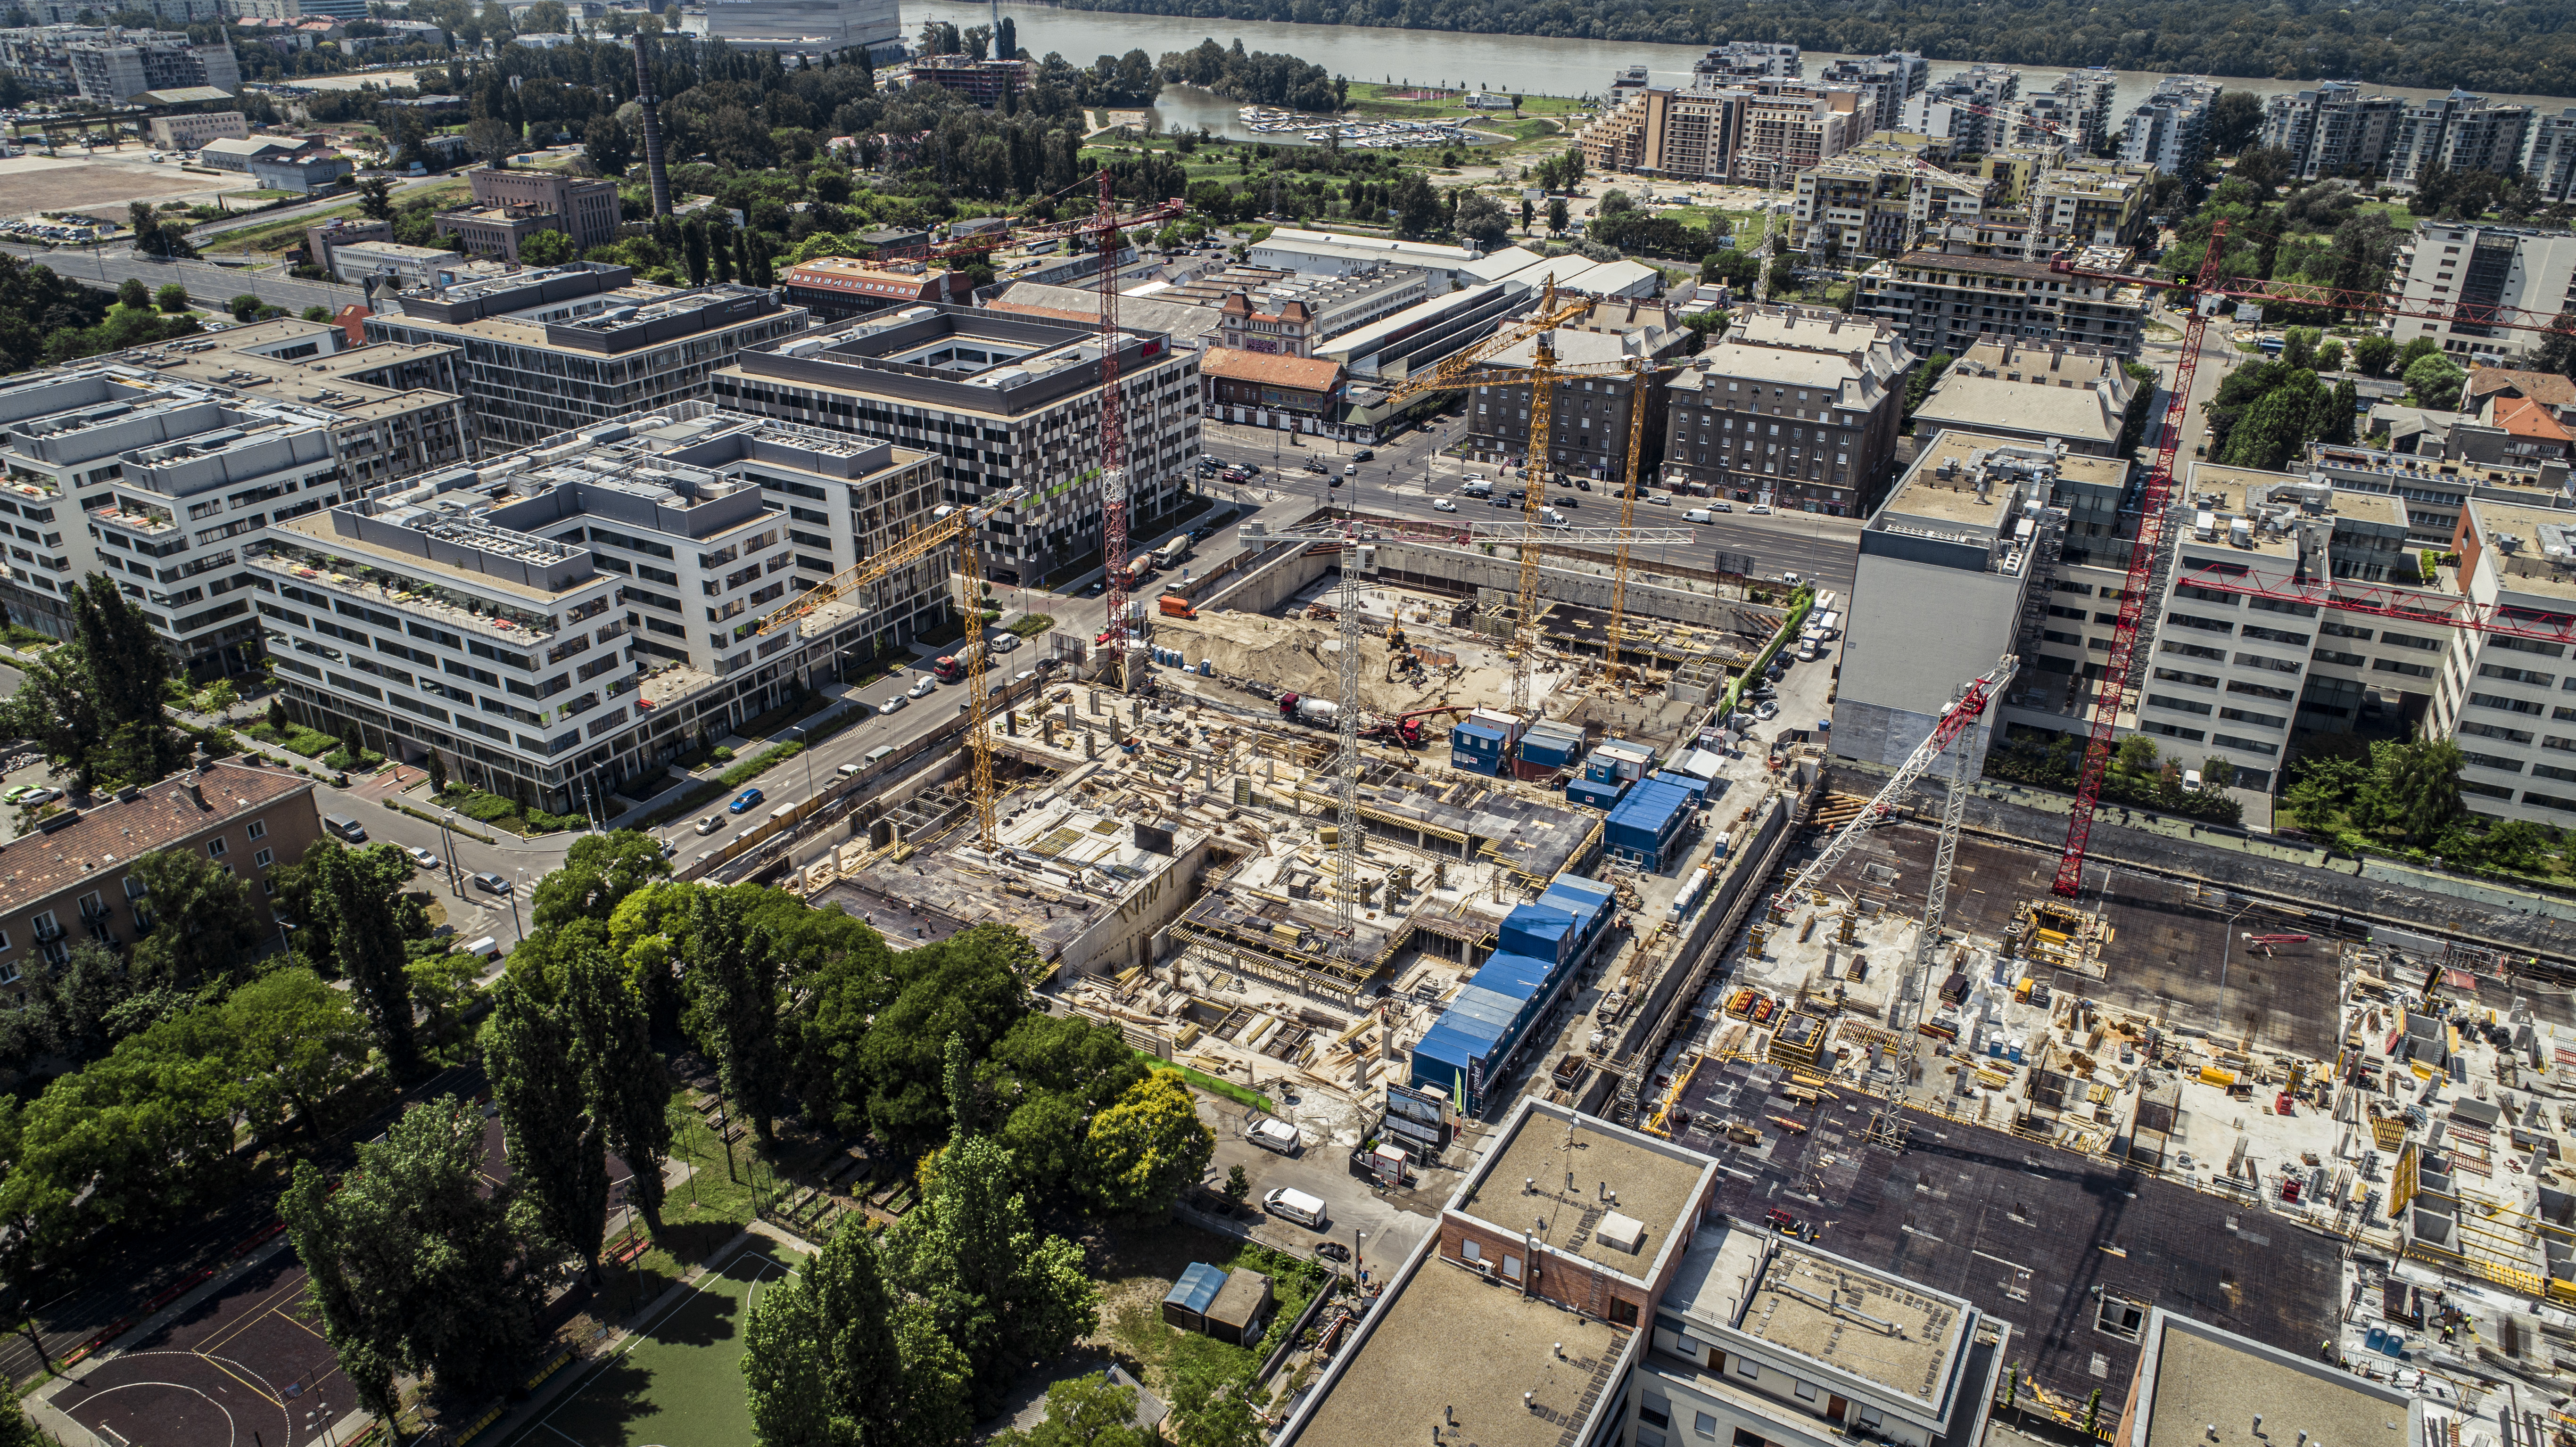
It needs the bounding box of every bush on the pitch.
[452,790,520,823]
[279,725,337,757]
[710,745,736,764]
[718,741,802,788]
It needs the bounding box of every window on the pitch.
[1735,1358,1759,1380]
[2166,612,2232,634]
[2373,658,2436,679]
[2153,667,2219,688]
[207,836,227,859]
[1696,1413,1719,1438]
[2226,680,2294,702]
[2321,620,2372,640]
[2525,790,2576,812]
[1461,1239,1482,1262]
[2218,707,2285,729]
[2382,630,2441,651]
[2482,663,2557,687]
[2462,721,2536,744]
[2242,624,2311,646]
[2470,691,2544,715]
[1859,1408,1885,1430]
[2461,752,2524,773]
[1794,1379,1819,1402]
[1642,1395,1672,1429]
[2147,693,2213,715]
[253,848,273,869]
[2212,733,2279,756]
[246,819,266,841]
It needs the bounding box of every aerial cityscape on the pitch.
[0,1,2570,1445]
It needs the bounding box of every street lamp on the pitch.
[787,723,817,803]
[507,866,526,941]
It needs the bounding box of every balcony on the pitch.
[30,918,63,943]
[245,545,565,651]
[91,504,179,537]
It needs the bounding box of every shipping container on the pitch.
[1603,778,1695,871]
[1566,776,1627,810]
[1649,769,1710,807]
[1450,720,1509,774]
[1518,721,1587,770]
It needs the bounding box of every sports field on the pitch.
[507,1240,798,1447]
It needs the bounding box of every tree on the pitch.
[1520,197,1534,233]
[1453,189,1511,248]
[115,275,147,311]
[1903,351,1952,419]
[277,841,423,1077]
[743,1216,944,1447]
[685,886,789,1143]
[2204,90,2264,155]
[2403,351,2467,411]
[153,282,188,312]
[1081,1070,1214,1217]
[1545,197,1567,233]
[2353,334,2397,378]
[1597,187,1632,217]
[2,575,179,792]
[466,114,518,165]
[356,173,395,221]
[881,1134,1097,1415]
[2286,755,2366,834]
[220,967,369,1144]
[227,293,262,322]
[681,214,710,286]
[516,228,578,266]
[127,845,266,989]
[994,1373,1156,1447]
[483,971,608,1279]
[584,112,630,176]
[1392,170,1441,239]
[561,934,673,1229]
[843,925,1029,1154]
[533,831,670,929]
[281,1094,564,1422]
[1222,1163,1249,1206]
[1169,1364,1265,1447]
[2360,738,2465,847]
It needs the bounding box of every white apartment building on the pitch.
[2386,90,2533,187]
[2120,76,2220,175]
[2386,221,2576,360]
[2528,109,2576,205]
[0,322,466,671]
[254,404,943,815]
[2263,81,2408,180]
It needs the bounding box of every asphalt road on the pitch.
[1199,415,1864,595]
[7,241,360,314]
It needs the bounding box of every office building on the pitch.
[63,32,235,103]
[2115,1312,2418,1447]
[2385,221,2576,360]
[905,53,1028,107]
[1661,304,1911,515]
[0,320,466,665]
[2119,75,2221,175]
[256,404,943,814]
[1911,337,2138,456]
[327,238,476,291]
[703,0,899,55]
[779,255,974,324]
[2386,89,2533,186]
[1793,148,1998,257]
[2527,108,2576,205]
[1245,228,1494,293]
[1276,1097,2006,1447]
[434,164,620,262]
[147,110,247,149]
[1461,304,1692,484]
[362,263,809,455]
[2262,80,2407,180]
[249,152,351,194]
[712,305,1199,587]
[1816,52,1926,140]
[0,762,317,996]
[1859,244,2148,357]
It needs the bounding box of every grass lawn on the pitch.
[1138,1051,1272,1113]
[1092,1227,1329,1398]
[507,1239,803,1447]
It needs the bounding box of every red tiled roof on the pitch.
[1198,347,1342,392]
[0,761,314,915]
[2494,395,2573,443]
[334,303,372,347]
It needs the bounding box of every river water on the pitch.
[907,0,2576,142]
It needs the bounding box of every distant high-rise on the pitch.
[704,0,900,58]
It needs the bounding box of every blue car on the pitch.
[728,786,765,814]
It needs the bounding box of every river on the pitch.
[905,0,2576,142]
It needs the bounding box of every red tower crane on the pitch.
[1090,168,1134,686]
[2043,228,2569,897]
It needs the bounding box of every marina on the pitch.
[1237,105,1491,147]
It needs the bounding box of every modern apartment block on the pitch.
[904,54,1028,106]
[1461,310,1692,485]
[2025,159,2158,247]
[63,31,235,103]
[1660,304,1912,515]
[254,404,942,815]
[1858,245,2148,358]
[2054,66,2122,153]
[1690,40,1799,85]
[2530,109,2576,204]
[1792,150,1998,257]
[1899,66,2021,156]
[2384,221,2576,360]
[2386,89,2533,187]
[2119,75,2220,175]
[1577,80,1870,186]
[712,304,1200,587]
[1735,81,1876,189]
[362,263,809,455]
[1816,52,1924,137]
[0,761,317,994]
[704,0,901,58]
[1275,1098,2006,1447]
[2262,80,2406,180]
[1910,337,2138,456]
[0,321,466,667]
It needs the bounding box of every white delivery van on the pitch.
[454,935,502,962]
[1247,1118,1301,1154]
[2181,769,2204,792]
[1684,508,1715,524]
[1263,1186,1328,1227]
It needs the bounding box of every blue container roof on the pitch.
[1470,950,1559,999]
[1165,1262,1227,1314]
[1606,780,1694,841]
[1448,983,1527,1023]
[1543,874,1616,910]
[1414,1020,1498,1073]
[1453,722,1509,744]
[1650,770,1707,794]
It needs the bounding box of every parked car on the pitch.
[1342,463,1359,476]
[1749,502,1774,515]
[1352,447,1374,461]
[470,871,510,895]
[1314,1241,1351,1263]
[728,787,766,814]
[908,676,937,698]
[404,846,441,871]
[1082,580,1107,598]
[880,692,909,713]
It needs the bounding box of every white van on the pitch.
[865,744,897,765]
[1460,477,1493,497]
[837,762,864,779]
[1247,1118,1300,1154]
[2181,769,2204,793]
[1684,508,1716,524]
[454,935,502,962]
[1263,1186,1328,1227]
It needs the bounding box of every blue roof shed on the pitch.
[1604,779,1695,871]
[1450,720,1509,775]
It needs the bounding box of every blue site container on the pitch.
[1603,779,1694,872]
[1567,776,1627,810]
[1650,770,1710,808]
[1499,904,1577,967]
[1451,721,1508,775]
[1518,722,1586,770]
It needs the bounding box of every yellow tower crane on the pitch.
[757,487,1027,850]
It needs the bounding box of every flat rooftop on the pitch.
[1743,1241,1964,1405]
[2471,497,2576,605]
[1287,1253,1628,1447]
[2134,1313,2411,1447]
[2180,464,2302,560]
[1459,1105,1712,1277]
[1881,432,2126,534]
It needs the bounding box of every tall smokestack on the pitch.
[633,31,671,218]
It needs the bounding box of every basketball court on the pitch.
[51,1250,343,1447]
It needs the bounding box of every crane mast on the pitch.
[1094,168,1132,691]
